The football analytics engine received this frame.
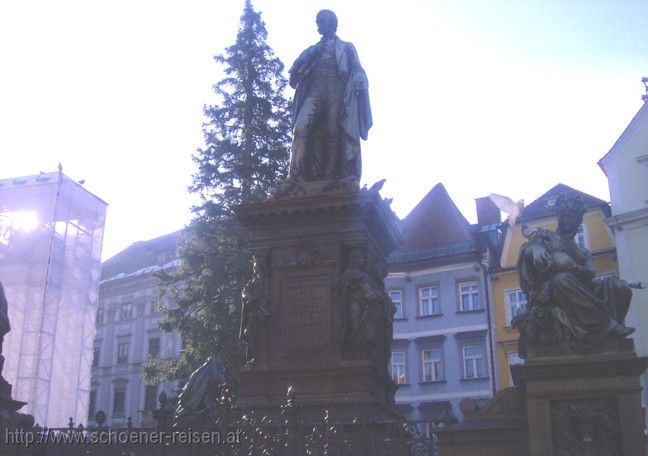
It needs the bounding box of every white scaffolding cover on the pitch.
[0,172,106,426]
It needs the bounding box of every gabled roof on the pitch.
[399,183,473,251]
[599,101,648,173]
[519,183,609,222]
[101,230,184,282]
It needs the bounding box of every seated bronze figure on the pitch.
[513,196,634,356]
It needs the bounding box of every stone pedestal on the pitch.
[438,339,647,455]
[436,387,528,456]
[512,339,648,456]
[236,187,401,423]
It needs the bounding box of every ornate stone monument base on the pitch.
[512,339,648,456]
[435,387,528,456]
[236,187,401,425]
[437,340,647,455]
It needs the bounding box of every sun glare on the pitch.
[0,210,41,245]
[11,211,39,231]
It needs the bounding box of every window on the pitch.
[390,351,407,384]
[418,286,440,316]
[389,290,404,319]
[120,303,133,320]
[117,342,129,364]
[144,385,158,412]
[458,282,481,311]
[462,345,486,379]
[95,308,104,325]
[505,289,527,325]
[112,387,126,415]
[508,351,524,384]
[574,223,588,249]
[92,347,100,367]
[150,297,164,315]
[148,337,160,357]
[421,348,444,382]
[508,351,523,367]
[88,390,97,419]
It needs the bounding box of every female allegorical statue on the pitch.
[514,195,634,353]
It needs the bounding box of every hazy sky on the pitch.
[1,0,646,260]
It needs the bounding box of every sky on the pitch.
[0,0,646,261]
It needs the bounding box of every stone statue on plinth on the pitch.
[240,253,270,364]
[337,246,394,383]
[513,195,636,356]
[235,11,399,434]
[284,9,372,190]
[174,356,226,426]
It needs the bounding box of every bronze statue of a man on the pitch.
[288,10,372,184]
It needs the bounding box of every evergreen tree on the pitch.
[143,0,291,388]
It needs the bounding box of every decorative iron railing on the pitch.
[1,388,455,455]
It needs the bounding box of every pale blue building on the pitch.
[386,183,499,422]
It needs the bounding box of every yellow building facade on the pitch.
[490,184,619,389]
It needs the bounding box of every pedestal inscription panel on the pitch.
[281,276,331,355]
[550,397,621,456]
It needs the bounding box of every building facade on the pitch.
[91,231,183,426]
[0,170,106,426]
[599,95,648,420]
[387,184,497,421]
[489,184,619,390]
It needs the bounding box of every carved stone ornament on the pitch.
[550,397,621,455]
[292,245,330,266]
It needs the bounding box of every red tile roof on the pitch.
[397,183,473,252]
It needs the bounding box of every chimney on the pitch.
[475,197,501,226]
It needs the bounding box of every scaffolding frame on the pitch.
[0,171,106,426]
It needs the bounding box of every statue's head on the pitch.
[316,10,338,37]
[556,195,586,236]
